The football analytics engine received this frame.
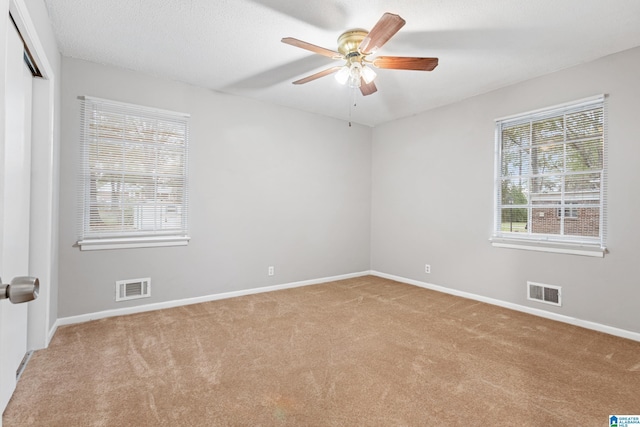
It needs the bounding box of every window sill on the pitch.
[490,236,606,257]
[77,236,191,251]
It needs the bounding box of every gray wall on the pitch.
[58,58,372,317]
[371,46,640,333]
[59,46,640,335]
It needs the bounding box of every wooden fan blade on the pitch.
[293,66,342,85]
[358,13,406,55]
[282,37,342,59]
[359,78,377,96]
[372,56,439,71]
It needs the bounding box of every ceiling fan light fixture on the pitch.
[361,65,377,84]
[348,62,362,88]
[335,65,350,84]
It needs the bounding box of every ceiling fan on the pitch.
[282,12,439,96]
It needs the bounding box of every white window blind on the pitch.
[492,95,606,255]
[78,96,190,250]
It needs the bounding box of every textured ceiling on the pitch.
[44,0,640,126]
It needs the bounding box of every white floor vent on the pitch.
[116,278,151,302]
[527,281,561,306]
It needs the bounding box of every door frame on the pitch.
[3,0,58,350]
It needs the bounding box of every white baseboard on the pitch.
[54,271,371,329]
[47,321,58,347]
[370,271,640,343]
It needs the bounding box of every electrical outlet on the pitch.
[268,266,275,276]
[425,264,431,274]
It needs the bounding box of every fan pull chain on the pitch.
[348,85,358,127]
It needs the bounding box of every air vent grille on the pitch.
[527,281,561,306]
[116,278,151,302]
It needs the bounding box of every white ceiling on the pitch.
[43,0,640,127]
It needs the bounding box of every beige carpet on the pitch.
[4,276,640,426]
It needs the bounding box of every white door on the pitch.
[0,20,33,414]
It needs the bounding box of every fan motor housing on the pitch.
[337,29,368,56]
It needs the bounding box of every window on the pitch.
[78,96,190,250]
[557,203,579,219]
[492,95,606,257]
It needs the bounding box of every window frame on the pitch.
[491,95,607,257]
[77,96,191,251]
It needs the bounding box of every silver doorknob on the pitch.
[0,276,39,304]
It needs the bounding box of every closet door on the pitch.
[0,17,34,414]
